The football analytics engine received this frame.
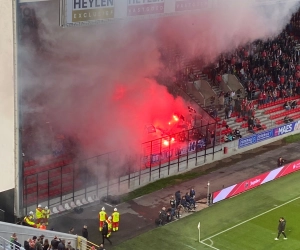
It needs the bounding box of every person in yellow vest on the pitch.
[39,223,46,230]
[23,211,36,227]
[35,205,43,226]
[98,207,107,231]
[43,206,50,225]
[106,216,112,237]
[112,208,120,231]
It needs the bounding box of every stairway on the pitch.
[185,90,205,109]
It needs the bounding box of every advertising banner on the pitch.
[143,138,206,166]
[127,0,165,16]
[238,120,300,149]
[212,159,300,203]
[175,0,210,12]
[65,0,115,25]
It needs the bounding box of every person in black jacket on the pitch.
[82,225,88,240]
[175,191,181,205]
[101,221,112,245]
[169,196,176,217]
[277,157,285,167]
[57,240,65,250]
[51,236,60,250]
[275,217,287,240]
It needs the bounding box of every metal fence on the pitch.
[22,121,222,214]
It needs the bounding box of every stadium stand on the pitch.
[21,8,300,209]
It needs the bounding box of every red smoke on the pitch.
[19,0,299,162]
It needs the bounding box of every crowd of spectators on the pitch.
[156,188,198,226]
[9,233,76,250]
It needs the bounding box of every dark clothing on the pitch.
[57,242,65,250]
[170,199,176,208]
[24,241,30,250]
[51,239,59,250]
[175,191,181,204]
[43,244,49,250]
[13,241,21,250]
[278,220,286,231]
[101,235,112,245]
[277,219,287,239]
[278,158,285,167]
[190,189,196,198]
[82,228,88,240]
[35,241,43,250]
[101,222,112,245]
[185,194,196,206]
[159,210,167,225]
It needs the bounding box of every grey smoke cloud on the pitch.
[19,0,299,160]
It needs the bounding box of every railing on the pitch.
[23,122,223,214]
[0,235,24,250]
[0,222,78,250]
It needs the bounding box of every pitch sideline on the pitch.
[201,196,300,246]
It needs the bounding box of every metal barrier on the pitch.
[0,222,77,250]
[23,121,222,213]
[0,235,24,250]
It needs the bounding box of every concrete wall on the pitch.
[193,80,217,106]
[186,81,205,106]
[0,221,78,249]
[226,74,245,98]
[0,1,16,193]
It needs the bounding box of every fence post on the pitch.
[149,141,152,182]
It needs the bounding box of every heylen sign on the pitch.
[68,0,114,22]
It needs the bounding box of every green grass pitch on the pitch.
[113,170,300,250]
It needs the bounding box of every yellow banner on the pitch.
[72,8,114,22]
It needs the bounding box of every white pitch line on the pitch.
[207,238,214,246]
[203,196,300,241]
[200,240,220,250]
[182,243,197,250]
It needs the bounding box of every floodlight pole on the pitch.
[207,181,210,206]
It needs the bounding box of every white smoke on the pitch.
[19,0,300,161]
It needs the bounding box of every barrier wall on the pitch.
[0,221,78,249]
[238,120,300,149]
[0,0,16,193]
[212,159,300,203]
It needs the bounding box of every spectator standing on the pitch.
[224,105,229,119]
[278,157,285,167]
[190,188,196,199]
[51,236,60,250]
[34,237,43,250]
[82,225,88,240]
[57,240,65,250]
[169,196,176,218]
[43,239,49,250]
[66,241,74,250]
[68,228,75,234]
[10,233,17,249]
[175,190,181,205]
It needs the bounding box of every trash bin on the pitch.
[224,147,228,154]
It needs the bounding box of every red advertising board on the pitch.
[213,159,300,203]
